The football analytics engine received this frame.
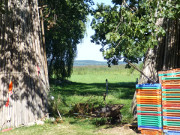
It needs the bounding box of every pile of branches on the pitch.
[69,103,124,124]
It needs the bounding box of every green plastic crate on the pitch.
[163,109,180,112]
[162,93,180,96]
[161,77,180,80]
[137,104,162,107]
[162,98,180,101]
[137,110,162,114]
[159,72,180,77]
[163,121,180,126]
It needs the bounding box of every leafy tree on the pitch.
[41,0,94,79]
[91,0,180,117]
[91,0,180,69]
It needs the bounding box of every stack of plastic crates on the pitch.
[158,69,180,135]
[136,84,163,135]
[158,69,180,83]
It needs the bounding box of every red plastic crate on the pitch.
[163,104,180,107]
[162,85,180,89]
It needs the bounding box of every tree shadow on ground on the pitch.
[50,79,136,100]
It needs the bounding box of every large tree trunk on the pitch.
[131,18,180,119]
[0,0,49,128]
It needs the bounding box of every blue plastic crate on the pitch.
[164,116,180,120]
[164,130,180,135]
[136,83,161,89]
[138,125,162,130]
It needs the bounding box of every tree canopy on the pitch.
[41,0,94,79]
[91,0,180,66]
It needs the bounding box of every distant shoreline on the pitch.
[74,60,126,66]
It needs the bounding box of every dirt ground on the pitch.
[96,124,140,135]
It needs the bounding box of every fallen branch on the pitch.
[124,59,156,83]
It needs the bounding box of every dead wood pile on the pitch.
[69,103,124,124]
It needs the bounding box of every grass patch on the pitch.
[49,65,140,123]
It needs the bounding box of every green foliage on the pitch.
[41,0,94,79]
[91,0,180,64]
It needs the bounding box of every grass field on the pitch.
[51,65,140,122]
[1,65,140,135]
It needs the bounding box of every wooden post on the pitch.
[106,79,108,95]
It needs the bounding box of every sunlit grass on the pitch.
[50,65,140,123]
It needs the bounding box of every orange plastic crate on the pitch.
[162,92,180,94]
[136,89,161,93]
[163,126,180,131]
[139,127,162,131]
[162,85,180,88]
[163,100,180,103]
[137,100,162,104]
[137,102,162,105]
[137,98,161,102]
[137,96,162,98]
[141,129,162,135]
[163,112,180,117]
[162,80,180,85]
[158,71,167,74]
[158,70,180,83]
[163,107,180,110]
[164,119,180,122]
[137,93,161,96]
[137,107,162,111]
[173,68,180,72]
[137,101,162,104]
[158,69,180,77]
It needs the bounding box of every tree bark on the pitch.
[0,0,49,128]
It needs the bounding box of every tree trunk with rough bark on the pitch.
[0,0,49,128]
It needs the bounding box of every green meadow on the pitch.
[2,65,140,135]
[61,65,139,122]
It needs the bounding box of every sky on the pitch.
[75,0,113,61]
